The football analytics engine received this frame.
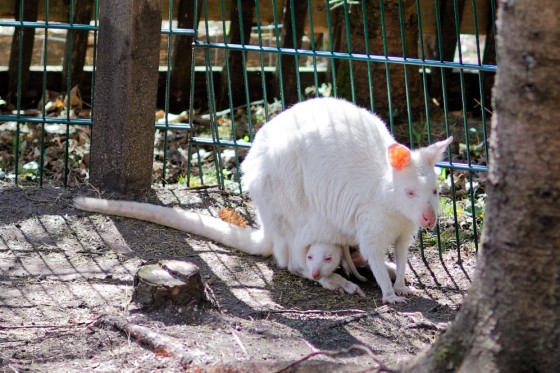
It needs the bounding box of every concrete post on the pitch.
[90,0,162,194]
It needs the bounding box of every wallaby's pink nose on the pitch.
[421,211,436,228]
[312,270,321,280]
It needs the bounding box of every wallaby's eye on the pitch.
[325,256,332,262]
[307,255,313,260]
[406,189,416,198]
[433,189,438,196]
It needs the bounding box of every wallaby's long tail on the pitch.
[74,197,271,256]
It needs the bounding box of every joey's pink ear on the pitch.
[388,143,411,171]
[423,137,453,166]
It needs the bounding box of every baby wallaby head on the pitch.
[306,242,342,280]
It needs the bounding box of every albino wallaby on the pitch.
[75,97,451,303]
[242,98,451,302]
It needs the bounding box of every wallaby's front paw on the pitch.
[382,294,408,304]
[394,285,417,296]
[319,274,365,296]
[335,276,365,296]
[343,282,365,297]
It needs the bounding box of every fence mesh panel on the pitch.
[0,0,495,260]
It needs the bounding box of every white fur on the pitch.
[74,97,451,304]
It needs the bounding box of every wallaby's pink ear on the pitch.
[388,143,411,171]
[423,136,453,166]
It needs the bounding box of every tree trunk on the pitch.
[169,0,198,112]
[336,0,422,123]
[217,1,255,110]
[62,0,93,92]
[8,0,39,105]
[272,0,308,107]
[404,0,560,371]
[429,0,466,103]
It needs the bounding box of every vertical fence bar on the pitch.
[415,0,432,145]
[378,0,394,132]
[289,0,302,103]
[360,0,374,112]
[63,0,75,187]
[341,0,355,103]
[307,0,319,99]
[325,0,338,98]
[186,0,199,188]
[39,0,50,186]
[272,0,286,108]
[13,0,24,185]
[254,0,270,121]
[396,0,414,148]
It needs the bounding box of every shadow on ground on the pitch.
[0,183,477,371]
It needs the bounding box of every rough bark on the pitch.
[169,0,198,112]
[272,0,309,107]
[404,0,560,371]
[90,0,161,194]
[336,0,422,122]
[217,1,255,110]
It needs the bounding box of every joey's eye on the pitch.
[433,189,438,196]
[307,255,313,260]
[325,256,332,262]
[406,189,416,198]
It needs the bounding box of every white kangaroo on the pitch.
[75,97,451,303]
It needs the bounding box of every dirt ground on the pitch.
[0,182,477,372]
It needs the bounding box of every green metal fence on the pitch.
[0,0,496,263]
[187,0,495,261]
[0,0,98,186]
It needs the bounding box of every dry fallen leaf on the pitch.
[218,207,248,228]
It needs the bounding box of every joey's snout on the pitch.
[311,269,321,280]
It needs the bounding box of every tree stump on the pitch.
[133,260,206,308]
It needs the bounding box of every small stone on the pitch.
[22,161,39,171]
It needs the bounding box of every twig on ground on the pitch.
[92,315,211,368]
[83,181,103,198]
[400,311,447,331]
[0,321,92,330]
[318,305,392,332]
[249,308,369,316]
[231,329,248,357]
[274,344,398,373]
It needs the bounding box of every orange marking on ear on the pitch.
[388,143,411,171]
